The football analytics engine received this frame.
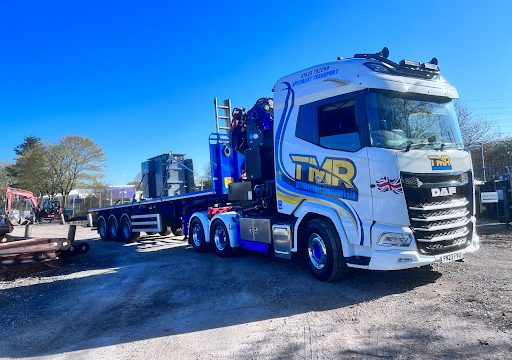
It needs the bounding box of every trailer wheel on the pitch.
[304,218,350,282]
[98,216,109,241]
[120,215,139,242]
[171,225,184,236]
[190,217,208,252]
[108,216,120,241]
[159,226,172,237]
[210,220,232,257]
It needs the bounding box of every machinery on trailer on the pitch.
[89,48,480,281]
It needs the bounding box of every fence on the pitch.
[473,164,512,182]
[0,192,134,220]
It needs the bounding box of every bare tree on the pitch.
[127,172,143,191]
[455,101,499,146]
[194,162,212,190]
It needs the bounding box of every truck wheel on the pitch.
[108,216,120,241]
[190,217,208,252]
[146,232,156,235]
[120,216,139,242]
[98,216,110,241]
[210,220,232,257]
[305,218,350,281]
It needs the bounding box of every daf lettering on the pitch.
[431,187,456,197]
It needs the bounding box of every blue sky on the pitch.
[1,0,511,185]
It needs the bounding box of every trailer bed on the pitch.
[88,189,226,241]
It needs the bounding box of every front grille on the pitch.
[402,171,474,255]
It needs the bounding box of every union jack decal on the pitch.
[376,176,403,194]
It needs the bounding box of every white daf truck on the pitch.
[90,47,479,281]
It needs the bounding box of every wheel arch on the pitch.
[188,211,210,243]
[107,214,118,228]
[120,213,130,225]
[209,212,239,248]
[293,201,353,258]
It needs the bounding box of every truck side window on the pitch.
[318,100,360,151]
[296,104,318,144]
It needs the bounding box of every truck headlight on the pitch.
[377,232,413,247]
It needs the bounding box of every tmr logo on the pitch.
[428,155,452,170]
[431,187,456,197]
[290,154,358,201]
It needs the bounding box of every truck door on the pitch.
[292,92,372,246]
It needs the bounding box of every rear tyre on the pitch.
[171,225,184,236]
[190,217,208,252]
[108,216,120,241]
[210,220,232,257]
[304,218,350,282]
[159,226,172,237]
[120,216,139,242]
[98,216,110,241]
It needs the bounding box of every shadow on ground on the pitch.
[0,235,442,358]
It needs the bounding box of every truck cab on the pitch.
[269,48,479,277]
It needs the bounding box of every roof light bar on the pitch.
[353,47,441,79]
[400,59,421,68]
[421,62,439,72]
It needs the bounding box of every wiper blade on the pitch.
[436,142,462,150]
[403,142,431,152]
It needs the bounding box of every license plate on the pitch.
[441,251,463,263]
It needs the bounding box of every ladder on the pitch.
[214,97,231,134]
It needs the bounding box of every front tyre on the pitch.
[305,218,350,281]
[210,220,232,257]
[190,217,208,252]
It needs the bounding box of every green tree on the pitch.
[7,136,51,195]
[14,135,42,156]
[46,136,106,201]
[0,162,13,194]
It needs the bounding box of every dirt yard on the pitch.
[0,223,511,359]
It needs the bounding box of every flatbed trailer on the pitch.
[89,190,227,241]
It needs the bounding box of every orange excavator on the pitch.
[0,187,63,237]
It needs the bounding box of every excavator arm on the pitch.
[5,187,40,215]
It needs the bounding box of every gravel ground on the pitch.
[0,223,511,359]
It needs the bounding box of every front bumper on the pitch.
[367,233,480,270]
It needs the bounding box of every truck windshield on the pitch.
[366,90,464,150]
